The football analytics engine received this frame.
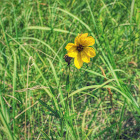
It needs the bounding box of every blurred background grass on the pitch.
[0,0,140,139]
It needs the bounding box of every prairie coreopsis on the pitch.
[65,33,96,69]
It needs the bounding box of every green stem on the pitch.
[0,110,14,140]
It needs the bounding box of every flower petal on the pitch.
[74,53,83,69]
[84,47,96,57]
[81,36,95,46]
[81,51,90,63]
[74,34,80,45]
[80,33,88,39]
[79,33,88,44]
[65,43,75,51]
[67,46,78,58]
[75,33,88,46]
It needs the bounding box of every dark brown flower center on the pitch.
[77,45,84,52]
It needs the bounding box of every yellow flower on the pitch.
[65,33,96,69]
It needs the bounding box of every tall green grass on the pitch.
[0,0,139,139]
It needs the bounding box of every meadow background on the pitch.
[0,0,140,139]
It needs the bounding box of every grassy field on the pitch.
[0,0,140,139]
